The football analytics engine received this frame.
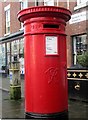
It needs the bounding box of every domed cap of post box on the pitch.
[17,6,71,23]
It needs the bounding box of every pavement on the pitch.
[0,74,24,97]
[0,74,88,119]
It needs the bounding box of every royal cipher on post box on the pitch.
[17,6,71,119]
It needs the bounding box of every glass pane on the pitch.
[44,0,54,6]
[7,42,10,53]
[11,40,19,62]
[19,38,24,54]
[73,34,88,65]
[6,9,10,22]
[20,1,28,10]
[19,38,24,74]
[0,44,5,71]
[5,9,10,34]
[7,42,11,65]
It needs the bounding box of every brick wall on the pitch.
[0,3,2,37]
[10,2,20,34]
[0,2,21,36]
[0,2,6,37]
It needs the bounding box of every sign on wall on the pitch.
[69,11,88,24]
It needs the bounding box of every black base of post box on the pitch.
[25,110,68,120]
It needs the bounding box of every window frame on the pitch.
[4,4,10,36]
[19,0,28,30]
[74,0,88,10]
[77,0,88,5]
[19,0,28,10]
[72,34,88,65]
[44,0,54,6]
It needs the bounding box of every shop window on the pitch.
[7,42,11,65]
[0,44,6,72]
[72,34,88,65]
[4,4,10,35]
[11,40,19,62]
[10,38,24,74]
[19,38,24,74]
[19,38,24,57]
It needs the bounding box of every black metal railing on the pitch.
[67,68,88,102]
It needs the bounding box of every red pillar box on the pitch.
[17,6,71,119]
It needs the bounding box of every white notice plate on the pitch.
[45,36,58,55]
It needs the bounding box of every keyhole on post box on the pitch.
[43,24,59,29]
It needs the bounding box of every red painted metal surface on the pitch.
[17,6,71,114]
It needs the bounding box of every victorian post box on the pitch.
[17,6,71,119]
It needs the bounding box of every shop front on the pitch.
[0,30,24,76]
